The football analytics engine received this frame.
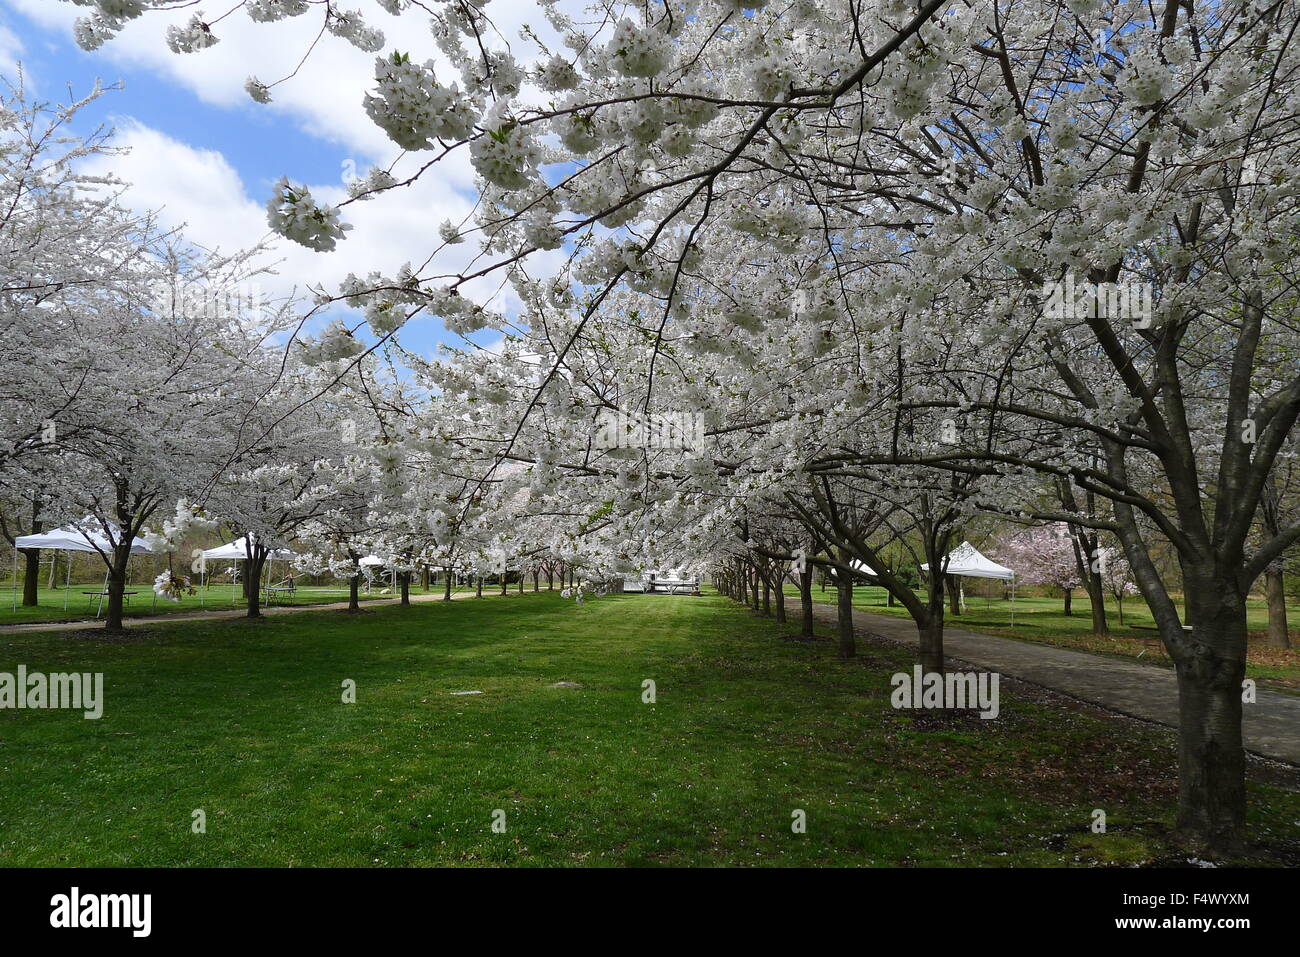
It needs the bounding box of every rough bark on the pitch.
[917,567,947,676]
[945,574,963,615]
[103,541,133,631]
[1265,566,1290,650]
[834,549,855,658]
[1171,576,1248,854]
[918,611,945,676]
[21,547,40,606]
[21,498,41,606]
[800,569,814,638]
[245,552,267,618]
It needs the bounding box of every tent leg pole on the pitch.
[11,544,16,612]
[64,553,71,610]
[98,569,109,619]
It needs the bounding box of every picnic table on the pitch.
[262,583,297,606]
[647,578,699,595]
[82,590,138,616]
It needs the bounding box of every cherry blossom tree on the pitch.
[80,0,1300,855]
[0,79,155,478]
[991,523,1081,614]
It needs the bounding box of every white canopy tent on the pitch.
[357,555,396,593]
[921,541,1018,624]
[197,536,295,606]
[200,539,295,562]
[11,522,155,613]
[920,541,1015,580]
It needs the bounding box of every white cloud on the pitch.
[0,18,24,78]
[7,0,571,333]
[9,0,555,167]
[76,117,565,356]
[81,118,486,295]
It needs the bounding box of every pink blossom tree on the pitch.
[992,524,1081,614]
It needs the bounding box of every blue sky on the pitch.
[5,15,345,190]
[0,0,553,359]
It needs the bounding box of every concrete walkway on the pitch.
[811,602,1300,766]
[0,589,497,635]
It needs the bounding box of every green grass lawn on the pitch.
[785,584,1300,688]
[0,581,449,626]
[0,591,1296,866]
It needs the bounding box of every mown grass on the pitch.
[785,584,1300,687]
[0,591,1296,866]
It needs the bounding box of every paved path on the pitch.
[811,602,1300,766]
[0,590,500,635]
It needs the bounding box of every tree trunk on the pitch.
[1082,540,1109,634]
[945,574,963,615]
[918,570,946,676]
[400,571,410,606]
[835,567,855,658]
[245,552,266,618]
[1265,566,1290,649]
[918,612,945,676]
[421,565,430,591]
[22,499,41,606]
[1069,525,1110,635]
[103,542,133,631]
[761,574,771,617]
[774,573,786,623]
[21,548,40,606]
[834,549,855,658]
[475,576,483,598]
[1175,663,1247,854]
[1169,574,1248,855]
[347,574,360,612]
[500,576,508,595]
[1063,588,1072,616]
[443,570,453,602]
[800,569,814,638]
[533,569,539,591]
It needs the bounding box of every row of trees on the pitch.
[31,0,1300,856]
